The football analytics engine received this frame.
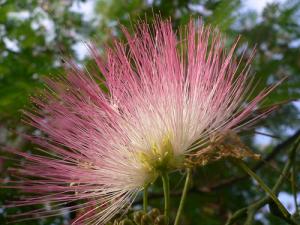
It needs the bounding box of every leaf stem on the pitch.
[233,159,290,218]
[291,159,299,213]
[174,168,192,225]
[226,138,300,225]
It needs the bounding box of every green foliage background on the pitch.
[0,0,300,224]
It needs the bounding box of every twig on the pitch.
[254,130,282,139]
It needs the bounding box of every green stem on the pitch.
[161,171,170,225]
[244,207,256,225]
[143,184,149,212]
[291,160,298,213]
[226,139,300,225]
[174,168,192,225]
[233,159,290,218]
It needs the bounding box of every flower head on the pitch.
[8,18,278,224]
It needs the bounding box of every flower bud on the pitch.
[154,215,167,225]
[141,214,153,225]
[119,218,135,225]
[133,211,145,224]
[148,208,161,220]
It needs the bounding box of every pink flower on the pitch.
[8,19,279,224]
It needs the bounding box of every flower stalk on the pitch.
[143,184,149,212]
[161,172,170,225]
[174,168,192,225]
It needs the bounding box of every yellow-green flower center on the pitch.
[138,136,183,184]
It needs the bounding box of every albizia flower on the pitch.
[8,19,280,224]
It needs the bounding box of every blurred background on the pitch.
[0,0,300,224]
